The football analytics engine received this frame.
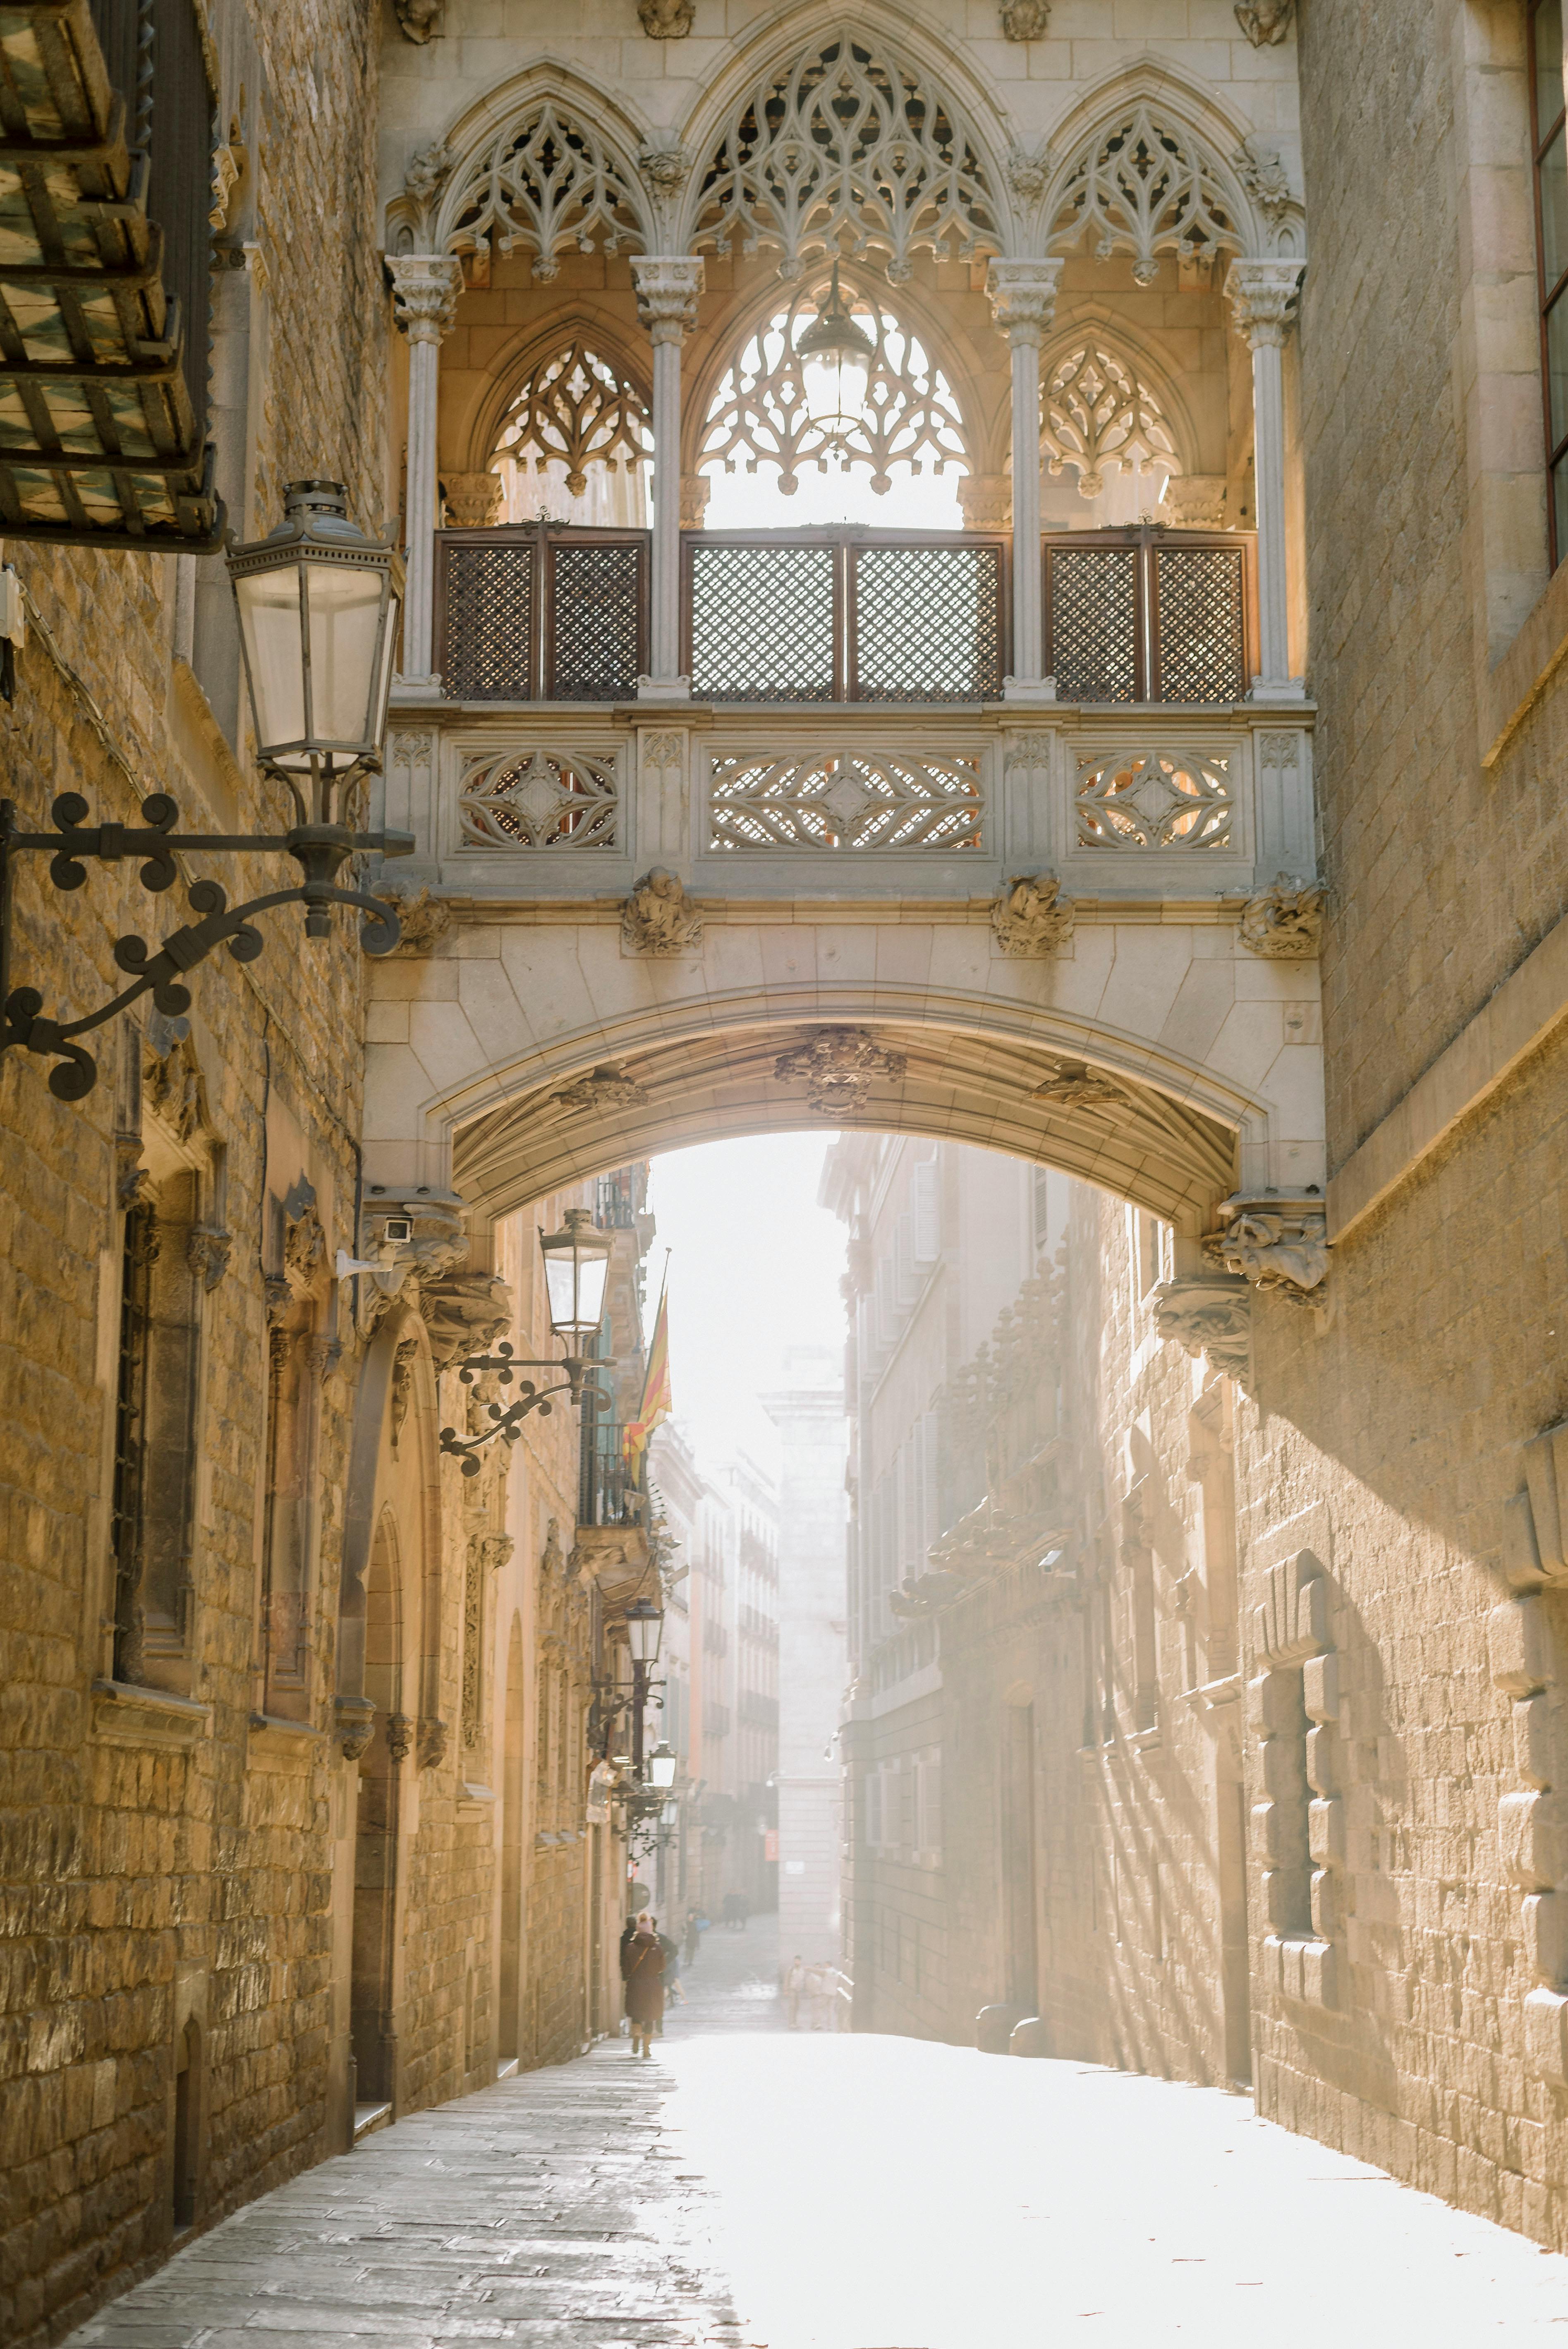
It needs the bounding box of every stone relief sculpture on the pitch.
[369,884,453,957]
[1235,0,1294,42]
[419,1270,513,1371]
[546,1063,649,1115]
[1239,875,1325,959]
[773,1027,908,1116]
[621,867,703,955]
[1205,1192,1327,1299]
[1000,0,1051,36]
[394,0,442,42]
[990,872,1075,957]
[1153,1275,1252,1380]
[637,0,693,34]
[1032,1056,1130,1112]
[1233,136,1294,225]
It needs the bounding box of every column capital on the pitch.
[984,256,1063,346]
[1224,258,1307,350]
[387,252,463,346]
[631,254,704,345]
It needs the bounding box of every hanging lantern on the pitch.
[797,263,876,434]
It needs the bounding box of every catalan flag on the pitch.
[622,1272,672,1468]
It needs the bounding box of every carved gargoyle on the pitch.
[990,872,1075,958]
[367,884,452,957]
[621,867,703,956]
[419,1269,513,1371]
[1235,0,1293,42]
[637,0,693,33]
[394,0,442,41]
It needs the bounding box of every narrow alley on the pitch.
[61,1920,1568,2349]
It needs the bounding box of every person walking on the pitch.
[654,1915,685,2006]
[783,1953,806,2030]
[682,1908,704,1967]
[621,1911,665,2058]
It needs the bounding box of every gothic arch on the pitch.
[672,15,1018,278]
[387,64,657,267]
[1032,68,1304,272]
[1036,308,1208,489]
[457,312,653,480]
[679,258,989,491]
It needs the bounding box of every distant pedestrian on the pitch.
[654,1916,685,2006]
[807,1961,833,2030]
[620,1911,665,2058]
[683,1909,701,1966]
[784,1954,806,2029]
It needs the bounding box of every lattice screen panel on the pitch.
[707,749,984,851]
[549,541,644,700]
[689,544,837,701]
[1046,545,1139,703]
[1153,547,1246,703]
[441,544,535,700]
[851,546,1003,702]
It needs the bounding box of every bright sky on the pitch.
[644,1134,847,1477]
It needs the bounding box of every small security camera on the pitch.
[382,1215,413,1244]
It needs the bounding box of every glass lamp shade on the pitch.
[797,264,875,433]
[227,480,402,778]
[538,1207,612,1340]
[624,1597,663,1666]
[648,1744,677,1791]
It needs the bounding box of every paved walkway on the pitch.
[66,1922,1568,2349]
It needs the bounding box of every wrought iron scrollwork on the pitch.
[0,790,411,1100]
[438,1338,612,1477]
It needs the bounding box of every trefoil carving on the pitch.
[1075,749,1233,851]
[1049,105,1242,287]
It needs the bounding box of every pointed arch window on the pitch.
[1041,344,1180,525]
[491,343,651,526]
[697,273,968,529]
[443,104,645,279]
[692,38,1001,282]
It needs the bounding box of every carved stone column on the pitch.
[388,253,463,693]
[984,259,1062,702]
[630,256,704,700]
[1224,259,1307,703]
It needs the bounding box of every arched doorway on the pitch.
[350,1508,405,2111]
[498,1613,525,2061]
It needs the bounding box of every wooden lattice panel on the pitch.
[850,545,1003,702]
[1152,546,1247,703]
[1046,544,1140,703]
[549,540,643,700]
[688,542,837,701]
[442,543,534,700]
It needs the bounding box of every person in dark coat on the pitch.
[620,1911,665,2058]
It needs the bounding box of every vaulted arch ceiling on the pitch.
[450,1018,1238,1232]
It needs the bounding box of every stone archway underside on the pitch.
[451,1016,1238,1230]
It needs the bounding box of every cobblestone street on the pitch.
[59,1915,1568,2349]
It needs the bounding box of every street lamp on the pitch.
[624,1597,664,1668]
[646,1741,677,1792]
[438,1208,618,1475]
[1,479,412,1100]
[539,1207,613,1343]
[797,263,876,435]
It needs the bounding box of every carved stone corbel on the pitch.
[394,0,442,41]
[418,1716,449,1769]
[364,884,453,957]
[1205,1191,1326,1301]
[385,1713,414,1762]
[620,867,703,955]
[545,1062,648,1115]
[1239,875,1324,960]
[187,1225,232,1291]
[1235,0,1293,42]
[336,1695,375,1762]
[990,872,1075,958]
[419,1269,513,1371]
[1153,1274,1252,1381]
[637,0,693,33]
[1000,0,1050,34]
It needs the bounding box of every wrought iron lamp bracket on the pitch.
[438,1338,616,1475]
[0,784,414,1101]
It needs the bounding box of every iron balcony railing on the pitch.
[577,1415,646,1531]
[433,521,1257,707]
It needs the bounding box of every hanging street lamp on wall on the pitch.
[796,263,876,436]
[0,479,412,1100]
[646,1741,678,1792]
[438,1208,615,1475]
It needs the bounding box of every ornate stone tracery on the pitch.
[437,104,647,279]
[690,37,1003,282]
[459,750,620,851]
[697,274,968,499]
[773,1026,908,1115]
[1041,343,1178,501]
[492,342,650,496]
[1075,749,1234,851]
[1048,104,1245,285]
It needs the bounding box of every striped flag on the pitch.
[622,1275,671,1467]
